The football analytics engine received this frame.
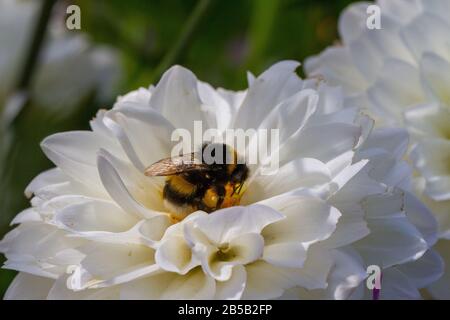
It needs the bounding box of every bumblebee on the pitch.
[144,143,249,220]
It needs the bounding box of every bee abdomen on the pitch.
[163,177,203,218]
[166,176,197,196]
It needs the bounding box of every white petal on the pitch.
[243,248,333,299]
[243,158,331,204]
[323,215,369,249]
[114,87,152,107]
[420,52,450,106]
[357,149,412,188]
[214,265,247,300]
[338,2,370,43]
[47,274,120,300]
[200,233,264,281]
[412,140,450,177]
[197,81,233,131]
[35,194,98,218]
[315,84,347,115]
[54,199,137,233]
[155,235,199,275]
[98,148,165,211]
[105,106,175,170]
[1,223,84,278]
[427,240,450,299]
[348,20,414,83]
[401,13,450,62]
[190,205,284,245]
[378,0,421,23]
[411,140,450,201]
[228,233,264,264]
[360,127,409,160]
[404,103,450,138]
[277,122,361,168]
[154,212,206,274]
[418,193,450,239]
[261,196,341,268]
[4,273,54,300]
[71,243,155,289]
[25,168,68,198]
[262,242,308,269]
[396,249,443,289]
[325,150,355,180]
[347,34,384,83]
[29,177,105,203]
[255,88,318,144]
[330,169,386,208]
[149,65,206,133]
[354,216,428,268]
[233,61,301,130]
[121,268,216,300]
[11,208,42,225]
[262,196,341,243]
[362,191,404,220]
[41,131,122,189]
[67,215,171,247]
[404,191,438,246]
[120,272,177,299]
[90,110,116,138]
[242,261,297,300]
[331,159,368,192]
[305,47,368,94]
[136,216,173,244]
[367,59,424,123]
[97,152,162,219]
[377,268,421,300]
[325,248,366,300]
[313,99,357,127]
[159,267,216,299]
[423,0,450,23]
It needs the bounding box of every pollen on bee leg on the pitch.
[220,182,243,209]
[203,188,219,209]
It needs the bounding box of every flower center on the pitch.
[213,243,238,262]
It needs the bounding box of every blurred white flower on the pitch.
[0,61,440,299]
[0,0,120,114]
[305,0,450,298]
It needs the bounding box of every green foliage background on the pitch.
[0,0,358,298]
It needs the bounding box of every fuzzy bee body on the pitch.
[145,143,249,220]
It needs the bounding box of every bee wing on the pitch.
[144,152,208,176]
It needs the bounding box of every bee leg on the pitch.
[216,185,226,209]
[237,182,244,195]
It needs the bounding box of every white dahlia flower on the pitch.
[305,0,450,298]
[0,61,441,299]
